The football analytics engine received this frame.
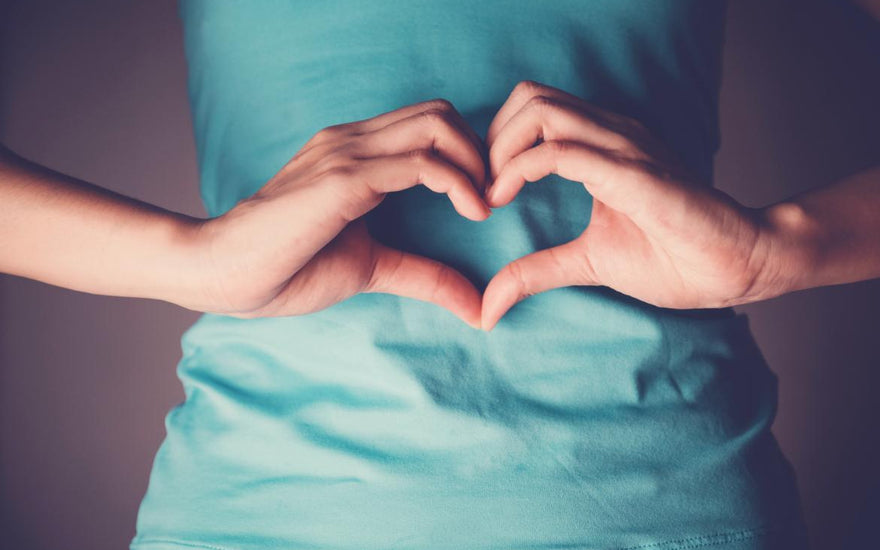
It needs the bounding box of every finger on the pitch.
[298,106,484,178]
[480,239,598,331]
[357,98,463,134]
[303,99,487,171]
[364,241,482,329]
[332,99,487,181]
[487,94,633,181]
[486,139,689,233]
[362,99,487,172]
[486,80,626,150]
[486,80,543,151]
[309,99,454,144]
[353,106,487,193]
[331,149,491,223]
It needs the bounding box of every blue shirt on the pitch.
[131,2,807,549]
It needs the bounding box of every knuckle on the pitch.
[407,148,442,181]
[418,107,456,131]
[408,147,437,164]
[525,94,559,114]
[312,123,348,143]
[608,133,638,154]
[297,140,338,166]
[421,98,455,114]
[330,142,358,161]
[366,247,401,294]
[543,139,569,155]
[321,163,357,185]
[607,112,649,139]
[314,145,354,172]
[512,79,544,100]
[505,261,532,298]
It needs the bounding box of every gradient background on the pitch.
[1,1,879,549]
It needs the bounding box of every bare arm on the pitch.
[758,0,880,297]
[477,80,880,329]
[0,144,207,309]
[0,98,492,328]
[765,0,880,294]
[756,166,880,300]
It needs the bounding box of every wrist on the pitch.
[184,212,265,316]
[746,200,825,303]
[144,213,218,312]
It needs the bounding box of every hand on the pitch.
[195,99,491,328]
[480,81,776,330]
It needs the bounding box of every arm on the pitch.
[478,80,880,329]
[0,144,207,309]
[752,166,880,303]
[1,98,491,328]
[746,0,880,300]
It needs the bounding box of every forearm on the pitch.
[0,145,209,310]
[753,165,880,301]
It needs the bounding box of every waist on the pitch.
[177,289,743,418]
[135,298,800,549]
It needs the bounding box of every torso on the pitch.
[131,2,807,549]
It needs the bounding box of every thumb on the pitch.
[363,241,483,329]
[481,238,598,331]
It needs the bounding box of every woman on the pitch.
[4,1,880,548]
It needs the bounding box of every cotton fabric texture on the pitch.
[131,1,808,549]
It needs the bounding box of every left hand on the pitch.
[480,80,776,330]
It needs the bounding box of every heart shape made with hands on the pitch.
[448,79,665,332]
[475,80,609,332]
[202,79,756,329]
[413,79,758,332]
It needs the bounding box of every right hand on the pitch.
[193,99,491,328]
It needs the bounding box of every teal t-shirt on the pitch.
[132,2,808,549]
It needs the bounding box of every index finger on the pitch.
[316,98,489,188]
[486,80,625,150]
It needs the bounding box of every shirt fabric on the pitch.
[131,2,809,549]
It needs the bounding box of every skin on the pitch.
[0,99,491,329]
[1,1,878,332]
[478,80,880,330]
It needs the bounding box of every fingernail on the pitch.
[464,315,482,330]
[485,185,497,205]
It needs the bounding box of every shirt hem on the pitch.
[130,523,806,550]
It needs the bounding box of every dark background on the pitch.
[1,1,878,549]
